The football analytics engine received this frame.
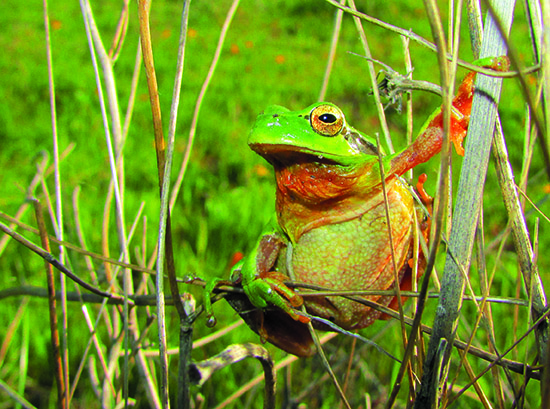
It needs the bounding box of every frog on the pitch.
[204,57,509,357]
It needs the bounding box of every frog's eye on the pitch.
[310,104,345,136]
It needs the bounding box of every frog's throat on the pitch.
[273,161,365,203]
[275,171,405,242]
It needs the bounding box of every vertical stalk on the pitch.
[414,2,514,407]
[138,0,196,407]
[42,1,69,406]
[80,1,137,405]
[136,0,171,405]
[170,0,241,209]
[388,0,453,404]
[163,1,194,407]
[33,200,66,409]
[318,0,345,101]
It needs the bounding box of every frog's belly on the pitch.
[291,181,415,330]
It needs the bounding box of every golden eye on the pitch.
[310,104,345,136]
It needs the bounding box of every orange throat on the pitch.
[274,162,360,204]
[273,161,373,241]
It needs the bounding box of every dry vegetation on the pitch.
[0,0,548,408]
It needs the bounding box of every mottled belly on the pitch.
[290,179,417,329]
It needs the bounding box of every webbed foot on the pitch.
[244,271,310,324]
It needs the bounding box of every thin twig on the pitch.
[387,0,454,403]
[122,41,143,142]
[0,379,37,409]
[162,1,193,407]
[447,308,550,404]
[0,210,156,275]
[0,221,129,303]
[42,1,69,404]
[170,0,241,210]
[108,0,130,61]
[80,1,135,405]
[32,200,66,409]
[189,343,276,409]
[324,0,537,78]
[318,0,345,101]
[212,335,336,409]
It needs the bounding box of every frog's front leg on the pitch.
[390,56,510,176]
[239,232,310,324]
[204,275,234,327]
[204,221,309,327]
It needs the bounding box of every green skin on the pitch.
[233,102,424,329]
[204,56,507,332]
[203,99,458,329]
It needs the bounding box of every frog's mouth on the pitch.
[249,144,342,169]
[250,144,360,203]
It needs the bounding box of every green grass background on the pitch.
[0,0,547,407]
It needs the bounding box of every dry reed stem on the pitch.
[318,0,345,102]
[170,0,241,210]
[33,200,66,408]
[190,343,276,409]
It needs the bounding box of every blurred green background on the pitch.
[0,0,546,407]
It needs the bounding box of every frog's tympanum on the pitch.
[205,57,509,357]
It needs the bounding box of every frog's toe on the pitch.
[263,289,310,324]
[246,278,310,324]
[206,315,217,328]
[286,308,311,324]
[203,278,233,327]
[263,281,310,323]
[263,275,304,308]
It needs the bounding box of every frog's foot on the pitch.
[204,278,234,327]
[245,273,310,324]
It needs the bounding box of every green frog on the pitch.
[204,57,509,357]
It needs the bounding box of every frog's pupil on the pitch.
[319,113,337,124]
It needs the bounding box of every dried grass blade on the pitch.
[42,1,70,404]
[0,379,37,409]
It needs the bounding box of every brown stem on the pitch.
[33,199,66,409]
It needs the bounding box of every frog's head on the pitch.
[248,102,383,169]
[248,103,388,207]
